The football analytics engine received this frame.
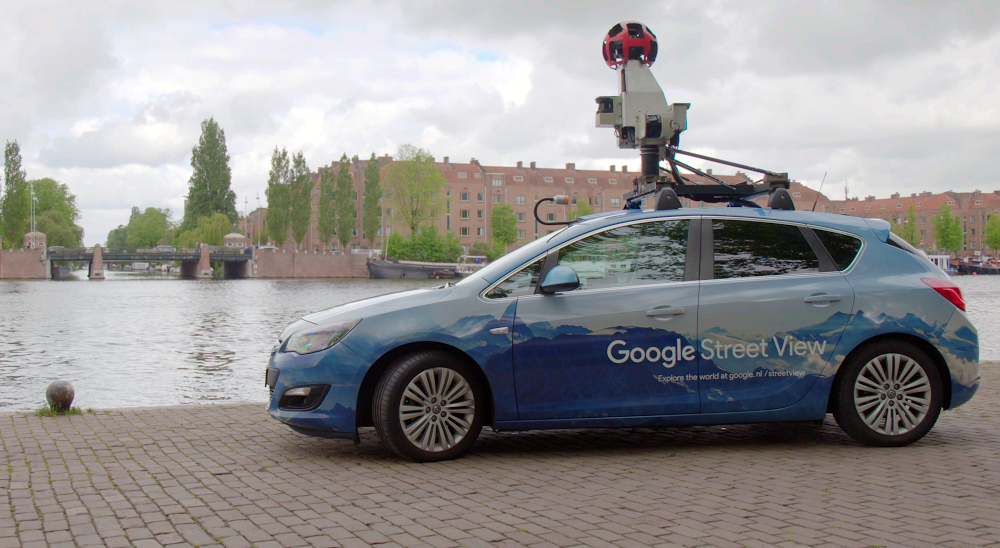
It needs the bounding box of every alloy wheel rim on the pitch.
[399,367,475,452]
[853,353,931,436]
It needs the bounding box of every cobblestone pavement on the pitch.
[1,366,997,548]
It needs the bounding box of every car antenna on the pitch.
[811,172,827,212]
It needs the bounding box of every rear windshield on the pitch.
[814,228,864,271]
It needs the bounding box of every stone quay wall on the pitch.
[0,248,48,279]
[251,249,369,278]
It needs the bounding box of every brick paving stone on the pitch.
[1,366,999,548]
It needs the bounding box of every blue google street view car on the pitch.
[266,204,979,461]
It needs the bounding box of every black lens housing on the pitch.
[278,384,330,411]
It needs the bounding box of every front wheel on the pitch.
[373,351,484,462]
[833,341,943,447]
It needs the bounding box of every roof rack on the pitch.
[624,146,794,211]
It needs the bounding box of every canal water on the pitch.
[0,273,997,412]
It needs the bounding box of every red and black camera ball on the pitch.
[602,21,658,69]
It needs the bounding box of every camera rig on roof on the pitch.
[596,21,794,212]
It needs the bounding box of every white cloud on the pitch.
[2,1,999,244]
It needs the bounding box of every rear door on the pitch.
[697,218,856,413]
[508,217,702,420]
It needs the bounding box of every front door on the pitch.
[512,218,701,420]
[697,218,856,413]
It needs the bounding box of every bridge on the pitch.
[48,245,250,279]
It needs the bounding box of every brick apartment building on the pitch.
[241,154,1000,257]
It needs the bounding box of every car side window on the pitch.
[713,219,819,279]
[556,220,689,291]
[485,258,543,299]
[814,229,863,270]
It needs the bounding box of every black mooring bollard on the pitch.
[46,380,75,412]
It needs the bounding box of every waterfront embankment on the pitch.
[1,363,997,547]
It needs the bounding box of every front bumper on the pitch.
[267,342,372,438]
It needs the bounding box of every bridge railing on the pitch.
[49,247,251,256]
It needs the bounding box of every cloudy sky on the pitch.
[3,0,999,245]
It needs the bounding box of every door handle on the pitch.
[803,294,841,303]
[646,307,685,317]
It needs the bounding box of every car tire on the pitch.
[833,340,943,447]
[373,350,484,462]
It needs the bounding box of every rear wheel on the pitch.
[833,341,943,447]
[373,351,483,462]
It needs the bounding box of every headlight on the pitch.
[283,318,361,355]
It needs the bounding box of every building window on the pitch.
[920,229,925,237]
[850,207,856,211]
[461,192,469,201]
[897,204,902,208]
[460,227,469,236]
[477,227,484,236]
[460,209,469,219]
[547,213,555,221]
[477,209,484,219]
[458,172,467,178]
[610,198,620,207]
[493,194,503,204]
[880,205,886,209]
[571,197,578,205]
[376,227,382,236]
[972,229,976,236]
[609,178,617,185]
[947,201,955,205]
[386,208,392,217]
[352,192,358,202]
[865,206,871,210]
[971,242,976,249]
[516,195,526,205]
[518,230,525,239]
[474,173,481,178]
[543,176,553,183]
[565,177,574,184]
[976,200,984,205]
[588,178,597,184]
[352,228,358,236]
[477,193,484,202]
[792,192,801,197]
[493,179,503,186]
[517,212,525,222]
[839,208,846,213]
[513,175,523,182]
[920,217,925,224]
[594,197,601,206]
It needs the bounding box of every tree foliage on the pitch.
[932,204,963,254]
[107,225,128,248]
[334,154,355,250]
[385,227,462,263]
[289,151,312,248]
[316,168,336,249]
[890,204,919,246]
[126,208,172,248]
[37,210,83,248]
[984,215,1000,256]
[1,140,29,248]
[490,204,517,252]
[383,144,445,234]
[470,240,503,261]
[362,152,383,243]
[265,147,291,247]
[568,200,593,221]
[181,118,237,232]
[175,213,232,248]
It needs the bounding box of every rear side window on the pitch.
[713,220,819,279]
[815,229,864,270]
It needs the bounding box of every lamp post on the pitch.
[256,193,262,247]
[29,181,36,249]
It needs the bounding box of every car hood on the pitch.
[304,286,453,325]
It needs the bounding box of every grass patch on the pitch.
[34,405,87,417]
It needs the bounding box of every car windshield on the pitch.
[455,227,568,286]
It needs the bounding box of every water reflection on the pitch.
[0,273,438,411]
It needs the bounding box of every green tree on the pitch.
[890,204,919,246]
[385,227,462,262]
[362,152,383,244]
[490,204,517,252]
[289,151,312,249]
[568,200,593,221]
[932,204,963,254]
[175,213,232,248]
[264,147,291,247]
[107,225,128,248]
[37,210,83,247]
[126,208,171,248]
[383,144,446,234]
[316,168,336,249]
[1,140,29,248]
[984,215,1000,257]
[334,153,355,250]
[180,118,236,233]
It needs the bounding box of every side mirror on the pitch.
[539,265,580,294]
